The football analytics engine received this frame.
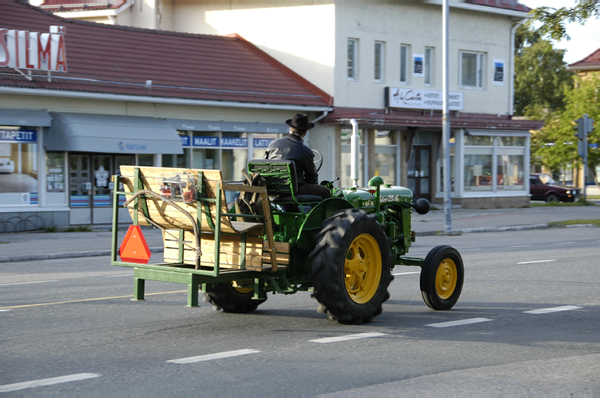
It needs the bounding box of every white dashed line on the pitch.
[392,271,420,276]
[0,373,100,393]
[524,305,582,314]
[0,309,10,312]
[310,332,387,343]
[0,280,59,286]
[517,259,556,265]
[167,349,260,364]
[507,245,531,249]
[556,242,576,246]
[427,318,493,328]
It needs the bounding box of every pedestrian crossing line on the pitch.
[517,259,556,265]
[0,280,58,286]
[0,373,100,393]
[310,332,387,344]
[427,318,493,328]
[392,271,420,276]
[167,349,260,364]
[524,305,582,315]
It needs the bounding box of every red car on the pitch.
[530,173,580,202]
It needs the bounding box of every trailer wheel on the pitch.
[204,281,266,313]
[309,208,392,324]
[420,245,464,310]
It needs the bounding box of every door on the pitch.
[407,145,431,201]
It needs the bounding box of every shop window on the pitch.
[460,51,485,89]
[137,154,154,166]
[0,128,39,205]
[374,131,398,184]
[497,154,524,190]
[46,152,65,193]
[464,154,493,191]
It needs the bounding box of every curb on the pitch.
[0,247,164,264]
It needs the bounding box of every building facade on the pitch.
[0,1,331,231]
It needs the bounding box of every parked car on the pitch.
[530,173,580,202]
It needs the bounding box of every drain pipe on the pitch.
[510,17,528,115]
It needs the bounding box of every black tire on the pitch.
[309,208,392,324]
[420,245,464,310]
[204,282,266,313]
[546,193,560,203]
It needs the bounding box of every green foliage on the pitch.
[65,225,92,232]
[528,4,600,41]
[514,24,573,116]
[531,75,600,177]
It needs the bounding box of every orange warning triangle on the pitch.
[119,225,151,264]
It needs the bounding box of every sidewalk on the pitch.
[1,204,599,263]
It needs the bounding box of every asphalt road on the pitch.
[1,228,599,396]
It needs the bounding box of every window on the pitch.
[374,41,384,82]
[348,38,358,80]
[400,44,409,83]
[460,51,485,88]
[424,47,434,85]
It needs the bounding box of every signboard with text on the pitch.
[0,26,68,72]
[385,87,463,111]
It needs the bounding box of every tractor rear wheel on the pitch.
[420,245,464,310]
[309,209,392,324]
[204,281,266,313]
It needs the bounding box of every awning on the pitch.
[0,109,52,127]
[167,118,288,134]
[46,113,183,154]
[466,129,531,137]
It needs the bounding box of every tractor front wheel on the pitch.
[309,209,392,324]
[420,245,464,310]
[204,281,266,313]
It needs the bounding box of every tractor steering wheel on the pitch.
[313,149,323,172]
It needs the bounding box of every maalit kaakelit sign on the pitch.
[0,26,68,72]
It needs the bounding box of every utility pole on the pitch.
[442,0,452,233]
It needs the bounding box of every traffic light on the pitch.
[574,117,586,140]
[574,114,594,159]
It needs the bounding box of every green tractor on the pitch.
[111,156,464,325]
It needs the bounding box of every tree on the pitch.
[513,24,573,116]
[531,74,600,183]
[528,4,600,41]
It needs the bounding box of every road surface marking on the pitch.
[507,245,531,248]
[0,309,10,312]
[0,373,100,393]
[0,280,58,286]
[524,305,582,314]
[310,332,387,344]
[557,242,576,245]
[0,290,187,310]
[104,274,133,278]
[392,271,420,276]
[427,318,493,328]
[167,349,260,364]
[517,259,556,265]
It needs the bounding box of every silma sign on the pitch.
[0,26,68,72]
[385,87,463,111]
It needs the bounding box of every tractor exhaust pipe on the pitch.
[350,118,359,188]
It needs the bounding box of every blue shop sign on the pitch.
[193,136,219,147]
[254,138,273,148]
[0,129,37,143]
[222,137,248,148]
[180,135,190,147]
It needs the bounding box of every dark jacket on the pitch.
[263,134,318,185]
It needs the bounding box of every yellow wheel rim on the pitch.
[344,234,382,304]
[232,281,253,294]
[435,258,457,300]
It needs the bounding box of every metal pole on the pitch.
[583,114,588,202]
[442,0,452,233]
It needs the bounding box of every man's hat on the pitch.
[286,114,315,130]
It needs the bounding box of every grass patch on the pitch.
[531,201,593,207]
[548,219,600,227]
[64,225,92,232]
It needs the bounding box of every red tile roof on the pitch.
[465,0,530,13]
[0,0,332,108]
[323,107,543,130]
[568,48,600,70]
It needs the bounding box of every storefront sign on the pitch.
[118,141,148,152]
[253,138,273,148]
[180,135,190,146]
[0,129,37,142]
[221,137,248,147]
[385,87,463,111]
[193,136,219,147]
[0,26,68,72]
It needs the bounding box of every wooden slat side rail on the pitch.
[119,166,263,235]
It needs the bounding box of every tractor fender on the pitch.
[296,197,355,252]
